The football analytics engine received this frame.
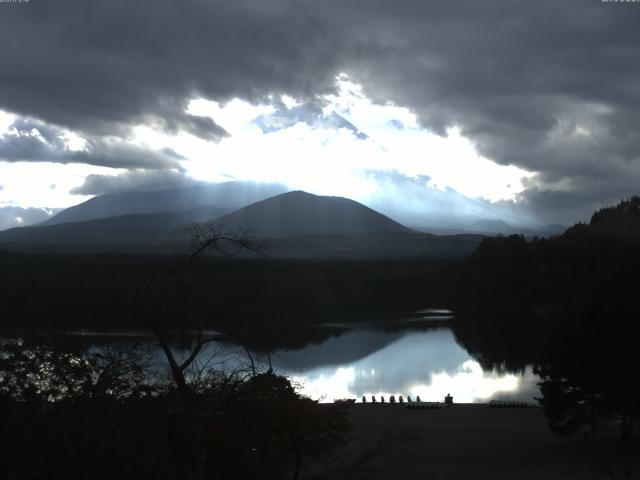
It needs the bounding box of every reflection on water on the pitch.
[18,320,541,404]
[268,328,539,403]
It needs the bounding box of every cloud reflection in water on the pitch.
[272,328,537,403]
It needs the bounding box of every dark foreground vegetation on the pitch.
[0,337,351,480]
[4,197,640,479]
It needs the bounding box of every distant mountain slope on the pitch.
[0,190,484,259]
[216,191,411,237]
[0,206,62,231]
[0,205,229,250]
[413,219,566,237]
[253,107,368,139]
[470,219,566,237]
[263,232,483,259]
[43,181,288,226]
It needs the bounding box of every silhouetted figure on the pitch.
[390,395,396,404]
[381,396,385,403]
[416,395,421,403]
[445,393,453,407]
[362,395,366,403]
[407,396,413,403]
[371,395,376,403]
[399,395,404,404]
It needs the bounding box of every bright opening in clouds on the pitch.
[82,75,537,230]
[1,0,640,227]
[174,77,532,203]
[0,162,120,208]
[0,73,536,230]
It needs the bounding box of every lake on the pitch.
[12,310,541,404]
[246,325,539,403]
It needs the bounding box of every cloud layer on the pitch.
[1,1,639,223]
[0,118,183,169]
[0,0,342,136]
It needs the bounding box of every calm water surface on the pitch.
[263,327,539,403]
[25,311,540,404]
[156,313,540,403]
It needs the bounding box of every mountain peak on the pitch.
[216,190,411,238]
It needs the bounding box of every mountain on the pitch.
[42,181,288,226]
[215,190,411,237]
[253,106,368,139]
[0,190,484,258]
[470,219,566,237]
[0,206,62,231]
[471,219,518,234]
[413,218,566,237]
[210,191,483,258]
[541,224,567,236]
[362,171,543,232]
[0,205,229,251]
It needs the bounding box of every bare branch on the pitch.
[178,331,230,373]
[187,222,266,263]
[243,345,256,376]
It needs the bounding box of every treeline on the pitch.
[450,198,640,450]
[0,251,456,332]
[450,196,640,372]
[455,197,640,316]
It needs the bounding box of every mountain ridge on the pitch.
[214,190,412,238]
[0,190,484,258]
[42,181,289,226]
[0,205,229,249]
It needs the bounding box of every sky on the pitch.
[1,0,640,228]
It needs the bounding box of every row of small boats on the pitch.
[334,397,535,408]
[361,395,420,404]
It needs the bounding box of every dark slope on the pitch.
[43,181,288,226]
[216,190,411,237]
[0,190,484,258]
[0,205,229,251]
[264,232,483,259]
[213,191,482,258]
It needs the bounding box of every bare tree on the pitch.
[188,221,265,262]
[117,224,268,479]
[125,222,265,406]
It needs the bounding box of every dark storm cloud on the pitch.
[320,0,640,222]
[154,98,229,141]
[511,172,640,225]
[1,0,640,222]
[0,0,344,138]
[71,170,190,196]
[0,119,183,169]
